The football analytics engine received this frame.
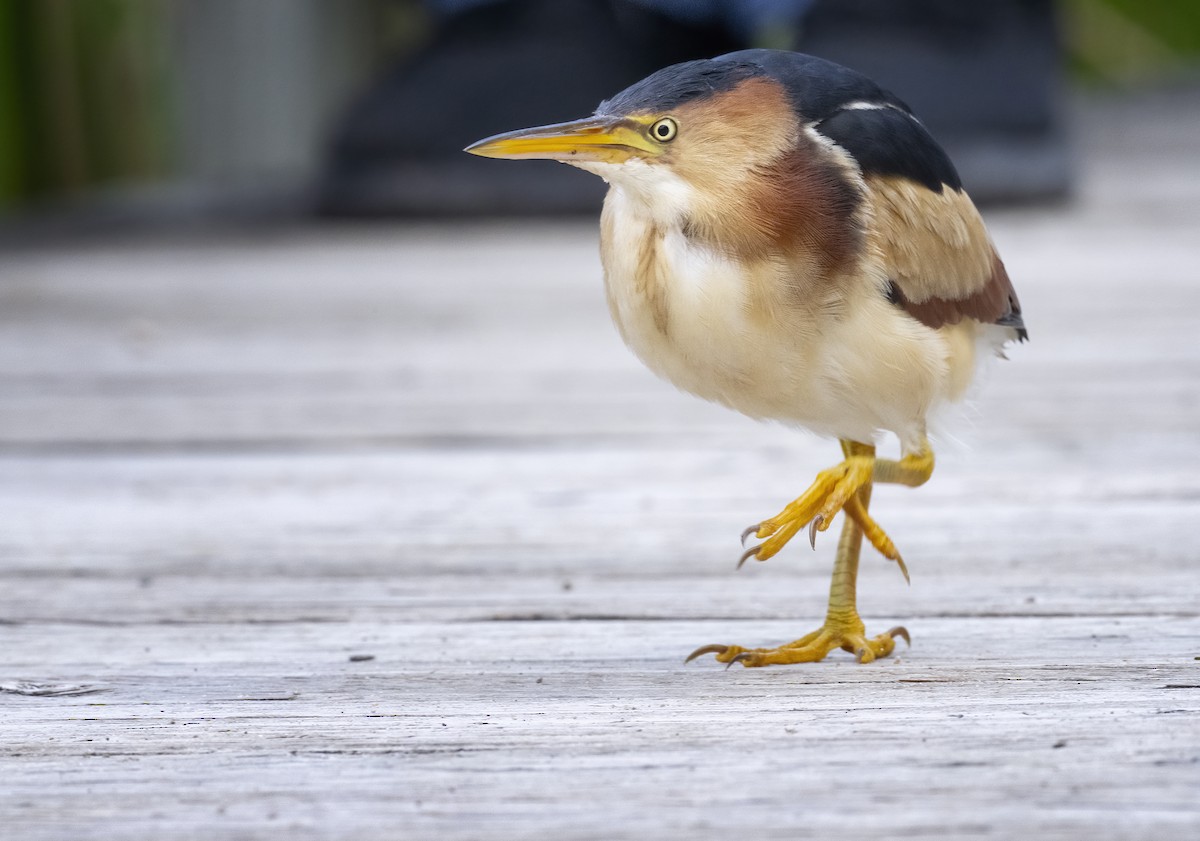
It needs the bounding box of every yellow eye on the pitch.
[650,117,678,143]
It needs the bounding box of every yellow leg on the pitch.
[686,439,933,667]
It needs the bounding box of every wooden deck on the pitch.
[2,97,1199,839]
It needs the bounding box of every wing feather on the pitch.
[868,174,1026,340]
[812,105,1025,339]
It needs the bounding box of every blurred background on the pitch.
[1,0,1199,235]
[4,4,1200,834]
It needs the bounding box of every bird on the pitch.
[465,49,1026,667]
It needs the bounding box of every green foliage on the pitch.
[0,0,171,206]
[1066,0,1200,85]
[0,0,29,206]
[1103,0,1200,54]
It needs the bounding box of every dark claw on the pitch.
[737,544,761,569]
[685,644,728,663]
[727,652,753,669]
[894,553,911,585]
[808,516,823,550]
[887,626,911,647]
[740,524,760,547]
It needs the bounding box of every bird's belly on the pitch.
[602,226,838,428]
[600,217,966,447]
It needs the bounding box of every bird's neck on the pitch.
[589,160,696,233]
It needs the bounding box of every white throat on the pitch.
[574,158,695,229]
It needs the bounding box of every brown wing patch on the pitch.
[887,251,1024,336]
[869,175,1025,337]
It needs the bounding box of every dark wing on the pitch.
[815,105,1026,339]
[818,105,961,193]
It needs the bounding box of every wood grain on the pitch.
[1,98,1199,840]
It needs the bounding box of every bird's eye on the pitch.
[650,118,678,143]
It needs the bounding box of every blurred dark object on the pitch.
[317,0,739,216]
[796,0,1070,204]
[318,0,1068,216]
[4,0,1199,231]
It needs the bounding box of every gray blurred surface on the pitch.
[169,0,375,183]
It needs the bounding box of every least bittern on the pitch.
[467,50,1026,667]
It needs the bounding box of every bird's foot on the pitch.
[686,620,909,668]
[739,454,908,580]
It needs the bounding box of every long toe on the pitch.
[736,455,874,564]
[737,544,765,569]
[684,644,730,663]
[690,623,907,668]
[740,524,760,546]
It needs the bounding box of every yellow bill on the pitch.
[464,116,659,164]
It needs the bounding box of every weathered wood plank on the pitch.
[0,206,1198,449]
[2,619,1198,840]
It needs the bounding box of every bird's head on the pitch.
[466,52,880,264]
[464,57,809,220]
